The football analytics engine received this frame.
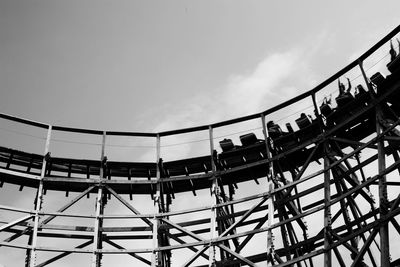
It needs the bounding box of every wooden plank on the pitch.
[324,144,332,267]
[105,185,153,227]
[0,215,33,232]
[218,244,256,267]
[104,238,151,265]
[350,228,379,267]
[29,125,52,267]
[36,240,93,267]
[376,105,390,267]
[151,134,161,267]
[208,125,218,266]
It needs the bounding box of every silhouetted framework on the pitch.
[1,25,400,267]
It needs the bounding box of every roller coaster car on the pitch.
[294,113,321,143]
[320,99,333,118]
[372,58,400,115]
[272,131,299,152]
[220,138,235,152]
[370,72,386,88]
[387,40,400,74]
[328,88,371,126]
[335,92,354,107]
[219,133,266,169]
[267,121,283,139]
[239,132,259,146]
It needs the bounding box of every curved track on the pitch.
[1,25,400,267]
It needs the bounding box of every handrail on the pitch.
[1,24,399,137]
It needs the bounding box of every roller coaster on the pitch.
[1,25,400,267]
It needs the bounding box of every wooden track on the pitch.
[1,25,400,267]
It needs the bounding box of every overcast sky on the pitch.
[1,1,400,266]
[1,1,399,133]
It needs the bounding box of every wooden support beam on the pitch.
[324,143,332,267]
[182,246,209,267]
[161,218,204,242]
[105,185,153,227]
[235,213,269,254]
[339,179,378,267]
[2,185,96,245]
[151,134,161,267]
[91,132,106,267]
[104,238,151,265]
[261,113,276,266]
[166,232,209,261]
[376,108,390,267]
[0,215,33,232]
[330,231,358,255]
[330,137,378,150]
[332,171,359,253]
[29,125,51,267]
[350,228,379,267]
[219,195,268,238]
[218,243,256,267]
[208,125,218,267]
[36,240,93,267]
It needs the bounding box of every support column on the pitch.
[209,126,218,267]
[152,134,161,267]
[376,109,390,267]
[323,143,332,267]
[29,125,52,267]
[91,132,106,267]
[261,114,275,266]
[359,60,390,266]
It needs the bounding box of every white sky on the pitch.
[0,0,399,132]
[1,1,400,267]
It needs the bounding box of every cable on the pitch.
[0,40,397,150]
[50,138,101,146]
[0,127,45,140]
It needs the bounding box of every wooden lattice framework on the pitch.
[1,25,400,267]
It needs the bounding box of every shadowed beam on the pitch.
[104,238,151,265]
[350,228,379,267]
[2,185,96,244]
[105,185,153,227]
[0,215,33,233]
[218,243,256,267]
[166,232,209,261]
[36,240,93,267]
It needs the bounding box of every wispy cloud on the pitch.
[155,49,313,131]
[144,35,330,159]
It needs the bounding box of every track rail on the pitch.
[1,25,400,267]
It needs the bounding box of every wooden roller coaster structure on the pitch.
[1,25,400,267]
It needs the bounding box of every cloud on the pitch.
[223,50,304,117]
[155,47,317,132]
[142,42,323,160]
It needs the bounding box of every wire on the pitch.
[106,143,155,149]
[0,40,397,150]
[50,138,101,146]
[0,127,45,140]
[213,126,263,140]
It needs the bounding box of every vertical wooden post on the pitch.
[29,125,52,267]
[261,114,275,266]
[359,59,390,266]
[209,126,217,267]
[91,131,106,267]
[323,143,332,267]
[152,134,161,267]
[376,107,390,267]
